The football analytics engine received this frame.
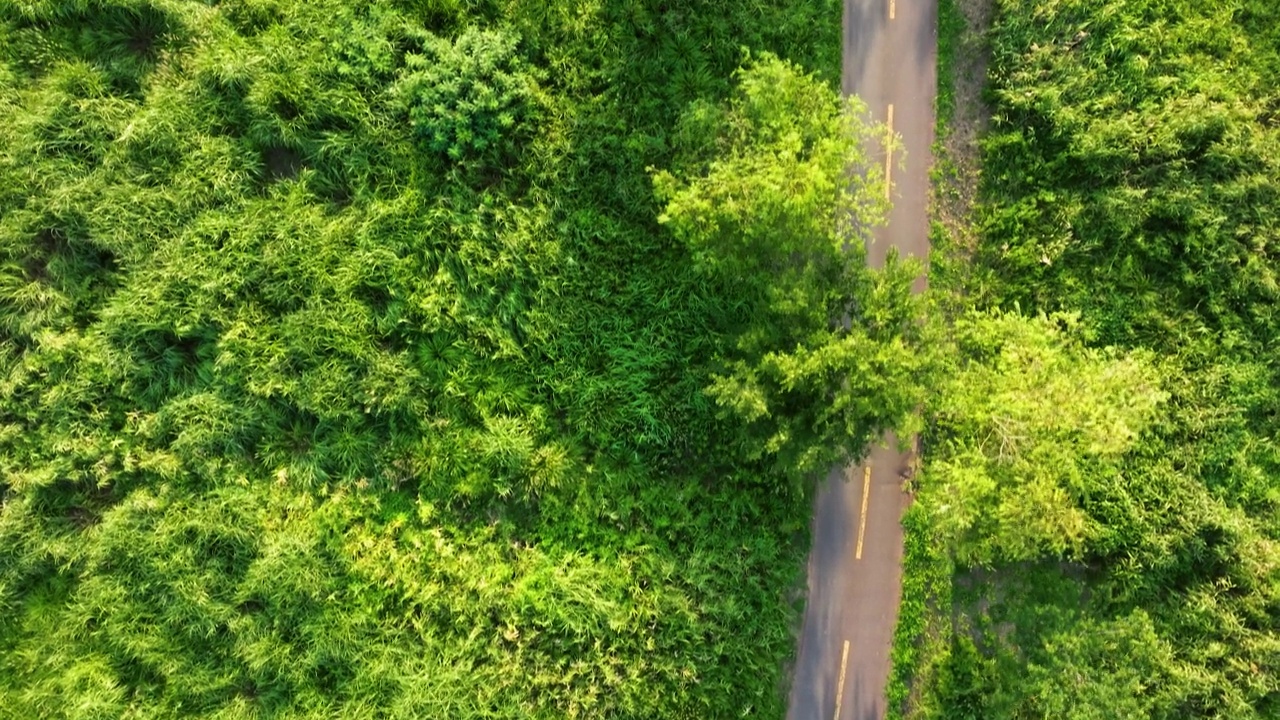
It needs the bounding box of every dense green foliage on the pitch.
[396,26,540,163]
[911,0,1280,717]
[655,59,925,479]
[928,311,1166,566]
[0,0,937,717]
[884,500,951,720]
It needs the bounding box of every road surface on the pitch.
[786,0,936,717]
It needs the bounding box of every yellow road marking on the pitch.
[885,105,895,202]
[856,465,871,560]
[890,0,896,21]
[833,639,850,720]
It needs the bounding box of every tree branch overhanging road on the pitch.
[787,0,937,718]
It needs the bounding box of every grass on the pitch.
[0,1,886,717]
[933,0,966,131]
[884,501,953,720]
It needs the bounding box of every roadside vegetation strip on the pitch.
[0,1,935,717]
[901,0,1280,717]
[933,0,966,130]
[884,502,953,720]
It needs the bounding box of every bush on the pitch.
[396,26,539,163]
[917,0,1280,716]
[0,0,863,717]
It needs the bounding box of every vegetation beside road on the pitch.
[906,0,1280,717]
[0,1,934,717]
[9,0,1277,716]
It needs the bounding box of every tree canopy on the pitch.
[926,310,1165,566]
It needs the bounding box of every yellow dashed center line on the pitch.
[856,465,871,560]
[885,105,895,203]
[833,639,850,719]
[890,0,896,21]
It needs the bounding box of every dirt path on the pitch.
[786,0,936,717]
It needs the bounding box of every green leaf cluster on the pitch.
[927,310,1165,565]
[396,26,540,163]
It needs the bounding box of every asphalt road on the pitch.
[786,0,936,717]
